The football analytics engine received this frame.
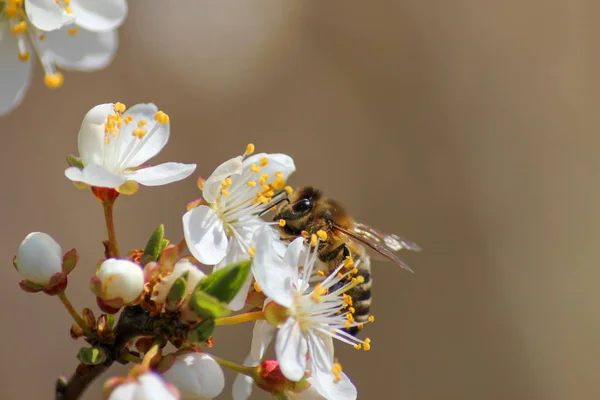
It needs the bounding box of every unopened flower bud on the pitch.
[106,372,179,400]
[90,259,144,310]
[151,258,205,304]
[15,232,62,285]
[162,352,224,400]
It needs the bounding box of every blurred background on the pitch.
[1,1,599,399]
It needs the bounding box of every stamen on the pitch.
[67,27,78,35]
[285,186,294,195]
[363,338,371,351]
[354,344,362,350]
[10,21,26,34]
[259,157,269,166]
[279,219,286,227]
[248,246,256,257]
[221,178,232,188]
[368,315,375,323]
[247,180,257,188]
[132,128,147,138]
[301,230,309,238]
[44,73,64,88]
[18,52,30,62]
[310,284,327,303]
[331,361,343,383]
[221,189,231,197]
[124,115,133,124]
[316,230,328,241]
[245,143,255,155]
[253,281,261,292]
[250,164,261,173]
[137,120,147,127]
[317,270,325,277]
[154,111,169,124]
[113,102,126,113]
[310,234,318,247]
[259,174,269,185]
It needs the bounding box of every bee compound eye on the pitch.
[293,198,313,213]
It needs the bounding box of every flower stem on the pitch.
[57,292,95,339]
[215,311,265,326]
[142,340,162,368]
[103,200,120,258]
[120,351,142,364]
[209,354,256,377]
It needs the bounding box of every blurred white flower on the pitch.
[26,0,127,32]
[64,103,196,190]
[151,258,206,304]
[107,372,179,400]
[183,145,293,310]
[91,258,144,307]
[15,232,62,285]
[162,352,225,400]
[0,1,121,115]
[251,226,366,397]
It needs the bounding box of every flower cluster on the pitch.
[0,0,127,115]
[12,102,416,399]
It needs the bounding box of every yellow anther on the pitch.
[18,52,30,62]
[124,115,133,124]
[271,178,286,190]
[337,272,344,279]
[345,320,352,329]
[348,307,355,314]
[250,164,261,173]
[317,270,325,277]
[221,178,232,187]
[316,230,328,241]
[221,189,231,197]
[357,323,364,329]
[248,246,256,257]
[137,120,147,127]
[346,313,355,322]
[259,157,269,167]
[65,6,73,13]
[352,268,359,275]
[256,195,269,204]
[284,186,293,195]
[310,284,327,303]
[274,172,284,179]
[363,338,371,351]
[355,275,365,284]
[67,27,78,36]
[245,143,255,155]
[38,33,46,40]
[44,72,64,89]
[264,190,275,198]
[253,281,261,292]
[154,110,169,124]
[353,344,362,350]
[10,21,27,35]
[113,102,126,113]
[310,234,318,247]
[259,174,269,186]
[301,230,309,238]
[104,136,110,144]
[279,219,286,227]
[331,361,343,383]
[132,128,147,138]
[344,255,354,268]
[368,315,375,323]
[247,180,257,188]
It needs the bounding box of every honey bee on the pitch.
[273,186,421,335]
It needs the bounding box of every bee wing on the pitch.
[353,222,422,252]
[334,225,416,273]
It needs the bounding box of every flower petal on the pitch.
[77,103,113,165]
[118,103,169,168]
[75,164,126,188]
[202,156,244,203]
[232,369,254,400]
[40,28,118,71]
[183,205,228,265]
[69,0,128,32]
[228,272,253,311]
[253,226,295,308]
[312,370,357,400]
[16,232,63,285]
[163,353,224,399]
[26,0,74,31]
[243,153,296,179]
[276,317,308,382]
[127,162,196,186]
[136,373,178,400]
[0,28,32,115]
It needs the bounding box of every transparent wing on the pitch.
[334,224,417,273]
[353,222,422,252]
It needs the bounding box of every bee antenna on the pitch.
[258,191,289,217]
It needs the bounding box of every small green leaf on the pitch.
[187,319,216,343]
[66,154,84,169]
[159,239,169,255]
[106,313,116,330]
[190,290,230,319]
[141,224,165,264]
[76,347,106,366]
[195,259,251,303]
[166,273,188,312]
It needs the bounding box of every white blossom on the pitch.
[26,0,128,32]
[15,232,62,285]
[92,258,144,304]
[65,103,196,190]
[107,372,179,400]
[162,352,225,400]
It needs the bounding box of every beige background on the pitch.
[1,1,599,399]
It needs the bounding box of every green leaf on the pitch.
[76,347,106,366]
[187,319,216,343]
[166,273,188,312]
[159,238,169,255]
[195,259,251,303]
[66,154,84,169]
[106,313,116,330]
[190,290,231,319]
[141,224,165,264]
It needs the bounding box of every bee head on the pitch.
[273,187,322,234]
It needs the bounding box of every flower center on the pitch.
[102,102,170,173]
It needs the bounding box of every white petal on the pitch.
[26,0,75,31]
[306,333,333,375]
[163,353,224,399]
[79,164,126,188]
[107,381,136,400]
[283,237,305,282]
[290,384,325,400]
[0,27,32,115]
[252,226,295,308]
[250,320,276,361]
[16,232,62,285]
[313,370,357,400]
[127,162,196,186]
[276,317,307,382]
[70,0,128,32]
[228,272,253,311]
[77,103,113,165]
[40,28,118,70]
[183,206,228,265]
[136,373,179,400]
[118,103,169,168]
[202,156,244,203]
[232,367,254,400]
[243,153,296,179]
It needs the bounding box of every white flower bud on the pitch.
[96,259,144,303]
[163,352,225,400]
[108,372,178,400]
[151,258,206,303]
[16,232,62,285]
